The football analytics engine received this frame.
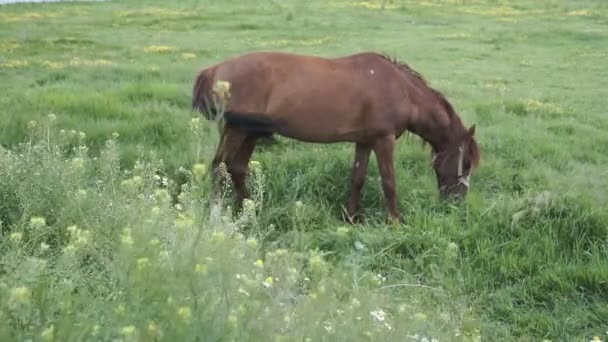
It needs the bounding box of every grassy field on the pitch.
[1,0,608,340]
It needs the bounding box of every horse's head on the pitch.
[431,125,480,201]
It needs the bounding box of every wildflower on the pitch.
[295,201,303,207]
[262,276,273,288]
[30,216,46,228]
[40,242,50,251]
[237,287,250,297]
[242,198,256,215]
[10,232,22,242]
[143,45,175,53]
[354,240,366,251]
[74,229,90,248]
[322,321,334,333]
[309,254,325,274]
[228,314,237,328]
[71,157,85,170]
[137,257,150,270]
[249,160,260,170]
[213,80,231,99]
[120,325,137,338]
[132,175,143,187]
[63,244,76,256]
[246,238,258,249]
[370,309,387,322]
[447,242,459,257]
[195,263,208,275]
[190,117,201,130]
[67,225,78,234]
[351,297,361,308]
[269,248,288,258]
[414,312,428,322]
[177,306,191,322]
[115,304,126,315]
[40,324,54,341]
[336,226,350,236]
[253,259,264,268]
[147,321,160,336]
[10,286,31,305]
[27,120,37,129]
[78,131,86,140]
[211,231,225,243]
[181,52,196,60]
[112,132,119,139]
[154,189,170,204]
[591,337,603,342]
[47,113,56,122]
[121,228,134,246]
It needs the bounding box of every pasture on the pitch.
[1,0,608,340]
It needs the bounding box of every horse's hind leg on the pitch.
[372,135,401,222]
[227,136,257,208]
[346,143,371,223]
[211,126,247,202]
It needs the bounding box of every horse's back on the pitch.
[201,51,407,142]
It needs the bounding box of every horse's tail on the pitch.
[223,111,279,137]
[192,68,215,120]
[191,68,278,144]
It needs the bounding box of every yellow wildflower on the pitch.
[30,216,46,228]
[10,286,31,304]
[143,45,176,53]
[211,231,225,243]
[120,325,137,338]
[177,306,191,322]
[137,257,150,270]
[121,228,134,246]
[40,324,54,341]
[181,52,196,60]
[195,263,208,275]
[263,276,273,288]
[246,238,258,249]
[228,314,237,328]
[10,232,22,242]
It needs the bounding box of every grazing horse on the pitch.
[192,51,480,222]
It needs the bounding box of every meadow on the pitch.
[1,0,608,340]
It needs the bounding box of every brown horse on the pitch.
[192,51,480,222]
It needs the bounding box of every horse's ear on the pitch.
[468,124,476,137]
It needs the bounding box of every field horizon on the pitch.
[1,0,608,340]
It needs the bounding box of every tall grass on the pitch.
[0,116,476,341]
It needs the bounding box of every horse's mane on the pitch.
[377,53,457,120]
[376,54,480,168]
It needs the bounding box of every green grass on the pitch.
[1,0,608,340]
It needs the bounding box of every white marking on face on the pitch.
[370,69,375,75]
[457,145,464,177]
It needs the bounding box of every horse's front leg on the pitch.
[346,142,371,223]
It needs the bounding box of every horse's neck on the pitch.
[406,107,464,152]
